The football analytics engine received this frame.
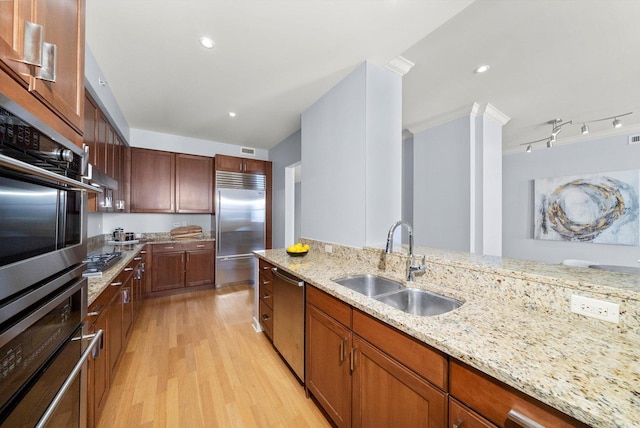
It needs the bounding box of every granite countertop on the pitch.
[86,237,216,305]
[254,245,640,428]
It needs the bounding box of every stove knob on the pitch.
[59,149,74,162]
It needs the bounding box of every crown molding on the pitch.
[479,103,511,126]
[406,103,480,134]
[384,56,415,76]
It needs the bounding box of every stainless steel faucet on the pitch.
[385,220,426,282]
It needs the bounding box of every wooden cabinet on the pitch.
[130,148,175,213]
[306,292,352,427]
[87,248,144,428]
[215,154,267,174]
[87,303,109,428]
[176,153,213,213]
[129,148,213,214]
[450,360,589,428]
[258,259,274,340]
[305,285,448,428]
[149,241,215,294]
[0,0,85,134]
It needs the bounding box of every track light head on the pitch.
[547,138,553,148]
[613,117,622,128]
[526,144,532,153]
[581,123,589,134]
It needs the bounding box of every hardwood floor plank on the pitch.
[98,285,329,427]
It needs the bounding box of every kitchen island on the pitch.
[254,241,640,428]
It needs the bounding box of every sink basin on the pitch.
[333,274,404,297]
[374,288,462,316]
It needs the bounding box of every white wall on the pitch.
[301,62,402,248]
[503,133,640,266]
[413,115,472,251]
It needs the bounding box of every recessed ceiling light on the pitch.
[228,112,237,117]
[199,37,215,49]
[474,64,490,73]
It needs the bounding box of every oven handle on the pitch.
[0,153,102,193]
[35,329,104,428]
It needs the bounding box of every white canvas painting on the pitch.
[534,170,640,246]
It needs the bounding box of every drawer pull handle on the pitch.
[196,244,205,248]
[141,250,147,254]
[110,281,123,287]
[134,256,142,261]
[452,420,462,428]
[124,267,134,271]
[261,314,270,321]
[164,246,174,249]
[506,410,545,428]
[339,338,346,363]
[262,294,270,299]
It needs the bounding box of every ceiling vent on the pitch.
[240,146,256,156]
[628,134,640,145]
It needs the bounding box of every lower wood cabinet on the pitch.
[149,241,215,294]
[258,259,274,340]
[87,249,144,428]
[305,285,447,428]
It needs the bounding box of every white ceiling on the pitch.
[86,0,640,153]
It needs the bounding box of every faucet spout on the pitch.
[385,220,425,281]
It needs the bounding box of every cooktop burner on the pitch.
[82,251,122,277]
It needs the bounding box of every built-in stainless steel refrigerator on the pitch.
[215,172,266,287]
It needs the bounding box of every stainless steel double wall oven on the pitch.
[0,98,101,428]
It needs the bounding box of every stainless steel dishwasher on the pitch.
[272,267,305,382]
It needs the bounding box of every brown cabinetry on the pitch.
[305,285,447,428]
[215,154,267,174]
[87,249,144,428]
[130,148,213,214]
[0,0,85,135]
[258,259,274,340]
[450,360,588,428]
[149,241,215,294]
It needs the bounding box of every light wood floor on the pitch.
[98,285,330,428]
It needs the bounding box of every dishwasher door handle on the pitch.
[272,267,304,287]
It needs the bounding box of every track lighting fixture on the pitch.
[522,112,634,152]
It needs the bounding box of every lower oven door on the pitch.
[0,277,88,428]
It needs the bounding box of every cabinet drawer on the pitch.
[259,300,273,340]
[258,259,273,280]
[306,285,351,328]
[152,243,189,253]
[449,397,497,428]
[259,276,273,309]
[352,309,447,390]
[450,360,589,428]
[184,241,214,251]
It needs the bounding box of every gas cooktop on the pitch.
[82,252,122,277]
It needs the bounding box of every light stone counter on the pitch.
[254,241,640,428]
[86,237,215,306]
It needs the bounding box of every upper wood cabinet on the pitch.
[129,148,213,214]
[215,154,267,174]
[130,148,175,213]
[0,0,85,135]
[176,153,213,213]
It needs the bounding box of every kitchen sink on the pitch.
[333,274,404,297]
[374,288,462,317]
[333,274,462,316]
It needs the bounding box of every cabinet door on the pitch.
[176,153,213,213]
[351,336,447,428]
[215,154,243,172]
[151,251,185,291]
[84,94,98,212]
[108,288,123,377]
[306,304,352,428]
[185,249,214,287]
[0,1,33,87]
[130,148,175,213]
[87,307,109,428]
[243,158,266,174]
[29,0,85,133]
[96,111,107,176]
[121,274,134,342]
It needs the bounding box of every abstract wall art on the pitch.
[534,170,640,245]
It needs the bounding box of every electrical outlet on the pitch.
[571,295,619,323]
[172,222,180,227]
[325,245,333,253]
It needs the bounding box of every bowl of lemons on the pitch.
[287,242,310,257]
